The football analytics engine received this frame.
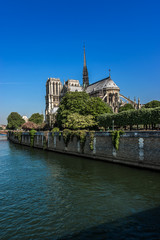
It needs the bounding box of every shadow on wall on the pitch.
[58,206,160,240]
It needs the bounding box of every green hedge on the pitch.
[98,107,160,129]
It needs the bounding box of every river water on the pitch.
[0,137,160,239]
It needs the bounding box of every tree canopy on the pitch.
[144,100,160,108]
[7,112,25,130]
[56,92,112,128]
[22,121,38,130]
[63,113,97,130]
[119,103,135,112]
[29,113,44,124]
[98,107,160,130]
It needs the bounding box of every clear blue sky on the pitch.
[0,0,160,124]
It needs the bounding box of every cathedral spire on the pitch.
[84,44,86,67]
[83,44,89,89]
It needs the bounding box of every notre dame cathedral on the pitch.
[45,47,141,127]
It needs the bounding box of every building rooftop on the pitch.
[86,77,120,93]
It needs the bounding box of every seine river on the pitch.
[1,136,160,239]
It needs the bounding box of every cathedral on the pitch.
[45,47,141,127]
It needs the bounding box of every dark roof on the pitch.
[86,77,120,93]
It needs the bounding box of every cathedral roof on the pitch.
[86,77,120,93]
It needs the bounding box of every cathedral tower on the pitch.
[83,45,89,89]
[45,77,63,127]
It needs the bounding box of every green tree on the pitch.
[119,103,134,112]
[144,100,160,108]
[87,97,112,117]
[56,92,112,128]
[98,107,160,130]
[7,112,25,130]
[63,113,97,130]
[29,113,44,124]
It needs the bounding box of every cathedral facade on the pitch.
[45,47,141,127]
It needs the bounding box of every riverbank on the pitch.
[8,131,160,171]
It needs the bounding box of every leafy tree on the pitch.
[7,112,25,130]
[144,100,160,108]
[98,107,160,130]
[22,121,38,130]
[63,113,97,130]
[119,103,134,112]
[29,113,44,124]
[56,92,112,128]
[87,97,112,117]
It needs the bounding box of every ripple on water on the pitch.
[0,140,160,239]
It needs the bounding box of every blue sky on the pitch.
[0,0,160,124]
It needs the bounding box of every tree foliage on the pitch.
[29,113,44,124]
[144,100,160,109]
[7,112,25,130]
[119,103,134,112]
[29,129,37,147]
[111,130,124,150]
[98,107,160,129]
[56,92,112,128]
[63,113,97,130]
[22,121,38,130]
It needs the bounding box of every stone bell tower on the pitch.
[45,77,63,127]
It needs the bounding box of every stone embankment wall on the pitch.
[8,131,160,171]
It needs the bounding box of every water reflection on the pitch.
[1,140,160,239]
[59,206,160,240]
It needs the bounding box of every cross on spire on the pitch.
[109,69,111,77]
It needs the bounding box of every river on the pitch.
[0,137,160,239]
